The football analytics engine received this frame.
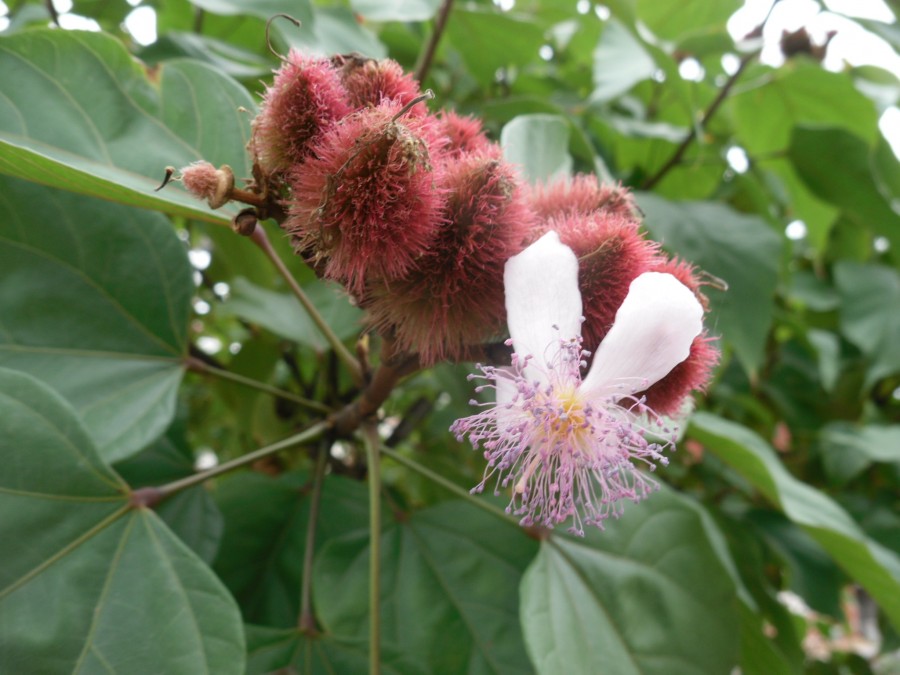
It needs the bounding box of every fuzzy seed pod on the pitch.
[435,110,498,159]
[285,101,446,294]
[333,55,426,113]
[250,51,351,176]
[367,153,534,364]
[528,174,638,223]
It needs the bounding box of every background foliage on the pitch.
[1,0,899,673]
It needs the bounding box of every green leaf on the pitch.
[637,193,783,375]
[283,7,387,59]
[245,624,427,675]
[114,421,224,564]
[349,0,442,22]
[834,261,900,384]
[636,0,739,43]
[747,510,845,617]
[790,127,900,261]
[0,368,244,674]
[220,277,362,352]
[0,177,192,461]
[730,62,879,155]
[690,412,900,631]
[738,601,798,675]
[520,489,740,675]
[758,158,839,253]
[0,29,254,221]
[501,114,573,184]
[140,32,272,79]
[314,501,539,674]
[187,0,313,26]
[214,471,370,628]
[590,18,656,103]
[445,8,544,87]
[819,422,900,484]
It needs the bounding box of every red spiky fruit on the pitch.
[435,110,498,159]
[367,153,534,364]
[284,101,446,294]
[529,174,638,223]
[251,51,351,175]
[333,55,426,114]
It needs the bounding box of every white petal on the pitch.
[580,272,703,399]
[504,231,583,378]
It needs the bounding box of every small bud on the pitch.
[179,161,234,209]
[231,208,258,236]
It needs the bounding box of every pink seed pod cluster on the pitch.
[204,51,719,411]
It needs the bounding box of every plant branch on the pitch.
[362,423,382,675]
[131,421,330,506]
[414,0,455,83]
[45,0,59,26]
[379,446,518,526]
[186,355,332,414]
[249,224,363,385]
[331,339,419,437]
[299,441,329,634]
[640,51,757,190]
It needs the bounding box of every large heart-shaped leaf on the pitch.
[730,61,879,156]
[0,177,192,460]
[789,127,900,262]
[519,488,740,675]
[245,624,427,675]
[114,420,224,564]
[637,194,783,375]
[0,368,245,674]
[0,29,255,222]
[690,412,900,631]
[213,471,370,628]
[314,501,539,674]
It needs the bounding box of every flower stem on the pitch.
[414,0,455,83]
[299,441,329,634]
[150,422,330,499]
[362,423,382,675]
[186,356,332,414]
[249,224,363,385]
[640,50,757,190]
[379,446,518,526]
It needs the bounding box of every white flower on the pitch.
[451,231,704,534]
